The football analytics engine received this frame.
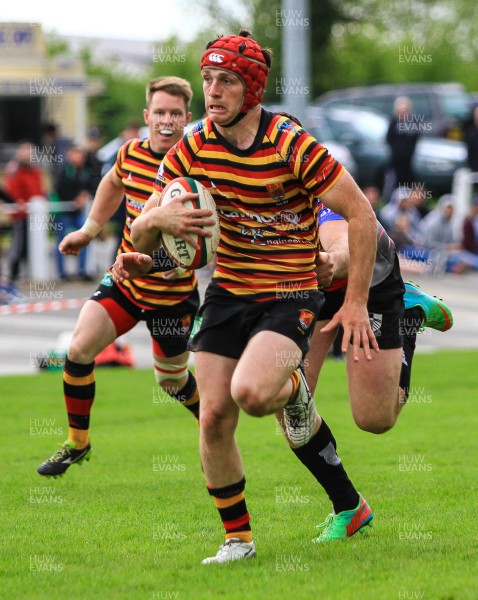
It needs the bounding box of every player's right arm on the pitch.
[131,191,215,254]
[59,167,125,255]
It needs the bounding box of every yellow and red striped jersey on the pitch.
[112,138,196,308]
[154,112,343,301]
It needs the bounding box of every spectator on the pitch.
[390,213,420,252]
[54,146,92,281]
[420,195,478,273]
[99,119,142,176]
[4,142,46,283]
[386,96,420,191]
[84,127,103,195]
[379,187,423,236]
[0,186,15,281]
[463,106,478,172]
[462,196,478,254]
[42,123,72,182]
[408,186,430,219]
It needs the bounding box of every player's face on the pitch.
[202,68,244,126]
[144,91,192,153]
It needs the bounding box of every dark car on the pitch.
[263,104,358,179]
[320,106,390,189]
[299,107,358,180]
[317,106,467,194]
[315,82,470,140]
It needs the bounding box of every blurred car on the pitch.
[316,105,467,194]
[300,107,358,180]
[315,82,470,140]
[413,137,467,192]
[263,104,358,179]
[99,114,358,181]
[319,106,389,189]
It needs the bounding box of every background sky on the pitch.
[1,0,247,40]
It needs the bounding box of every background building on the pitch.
[0,22,103,162]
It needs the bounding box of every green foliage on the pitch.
[250,0,478,98]
[45,0,478,139]
[45,35,70,58]
[313,0,478,95]
[79,49,146,140]
[148,34,212,120]
[89,74,146,141]
[2,350,478,598]
[248,0,352,102]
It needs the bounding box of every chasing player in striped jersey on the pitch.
[37,77,200,477]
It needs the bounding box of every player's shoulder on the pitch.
[184,118,211,146]
[118,137,148,159]
[265,110,316,156]
[267,111,306,138]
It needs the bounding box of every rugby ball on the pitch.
[159,177,220,269]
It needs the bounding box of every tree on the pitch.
[206,0,478,99]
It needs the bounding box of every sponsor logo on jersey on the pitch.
[186,121,205,138]
[277,121,302,134]
[280,209,299,224]
[126,197,145,212]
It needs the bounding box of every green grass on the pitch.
[2,350,477,600]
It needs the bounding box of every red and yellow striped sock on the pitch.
[207,477,252,543]
[63,358,95,446]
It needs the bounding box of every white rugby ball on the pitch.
[159,177,220,269]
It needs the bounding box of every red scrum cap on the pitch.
[201,30,271,121]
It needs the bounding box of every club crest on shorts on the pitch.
[180,314,192,335]
[266,182,285,202]
[369,313,383,335]
[298,309,315,331]
[101,272,114,287]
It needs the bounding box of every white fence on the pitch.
[452,168,478,239]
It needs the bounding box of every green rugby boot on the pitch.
[404,281,453,332]
[313,494,373,543]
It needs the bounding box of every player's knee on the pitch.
[231,382,270,417]
[354,412,396,434]
[67,339,95,364]
[201,407,236,439]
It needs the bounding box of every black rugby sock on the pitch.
[292,420,359,513]
[399,307,423,400]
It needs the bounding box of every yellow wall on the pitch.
[0,22,90,143]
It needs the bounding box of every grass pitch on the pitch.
[2,350,477,600]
